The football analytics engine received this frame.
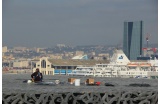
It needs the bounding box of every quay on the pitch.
[2,73,158,104]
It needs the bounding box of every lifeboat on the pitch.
[139,63,151,67]
[127,63,139,67]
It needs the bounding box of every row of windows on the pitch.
[37,60,76,69]
[37,60,51,68]
[42,71,53,75]
[103,75,117,77]
[37,65,77,70]
[48,71,53,75]
[37,65,50,67]
[126,72,146,74]
[41,60,46,68]
[55,66,76,69]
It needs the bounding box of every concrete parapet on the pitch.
[3,70,32,74]
[2,91,158,104]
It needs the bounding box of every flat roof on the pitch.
[48,59,109,66]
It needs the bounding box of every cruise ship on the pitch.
[68,49,158,79]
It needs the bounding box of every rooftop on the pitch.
[48,59,109,66]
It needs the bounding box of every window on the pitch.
[61,66,66,69]
[57,66,61,69]
[68,66,72,69]
[74,66,77,69]
[51,65,55,68]
[41,60,46,68]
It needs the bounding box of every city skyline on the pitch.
[3,0,158,48]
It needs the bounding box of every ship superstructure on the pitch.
[68,49,158,79]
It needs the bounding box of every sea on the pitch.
[2,73,158,94]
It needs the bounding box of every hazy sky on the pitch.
[2,0,158,48]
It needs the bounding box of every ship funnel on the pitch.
[111,49,130,65]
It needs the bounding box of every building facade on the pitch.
[33,57,109,75]
[13,60,29,68]
[34,57,54,75]
[2,46,8,53]
[123,21,143,60]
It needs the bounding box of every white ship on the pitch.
[68,49,158,79]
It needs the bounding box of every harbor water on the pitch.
[2,73,158,93]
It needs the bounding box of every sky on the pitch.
[2,0,158,48]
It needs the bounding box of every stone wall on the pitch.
[3,91,158,104]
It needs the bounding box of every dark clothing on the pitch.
[31,72,43,82]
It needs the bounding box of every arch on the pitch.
[41,60,46,68]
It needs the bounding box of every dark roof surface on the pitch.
[48,59,109,66]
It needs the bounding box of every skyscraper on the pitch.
[123,21,143,60]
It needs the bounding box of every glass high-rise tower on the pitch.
[123,21,143,60]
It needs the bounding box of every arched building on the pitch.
[33,57,109,75]
[33,57,54,75]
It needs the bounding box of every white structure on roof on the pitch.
[110,49,130,65]
[72,55,88,60]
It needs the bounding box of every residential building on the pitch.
[57,44,66,47]
[2,46,8,53]
[75,51,84,56]
[13,60,29,68]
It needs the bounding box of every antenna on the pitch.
[146,33,151,49]
[145,33,151,57]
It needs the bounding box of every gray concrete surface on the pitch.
[2,73,158,93]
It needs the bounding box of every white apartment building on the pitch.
[13,60,29,68]
[2,46,8,53]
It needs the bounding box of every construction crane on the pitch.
[142,33,158,59]
[142,33,151,57]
